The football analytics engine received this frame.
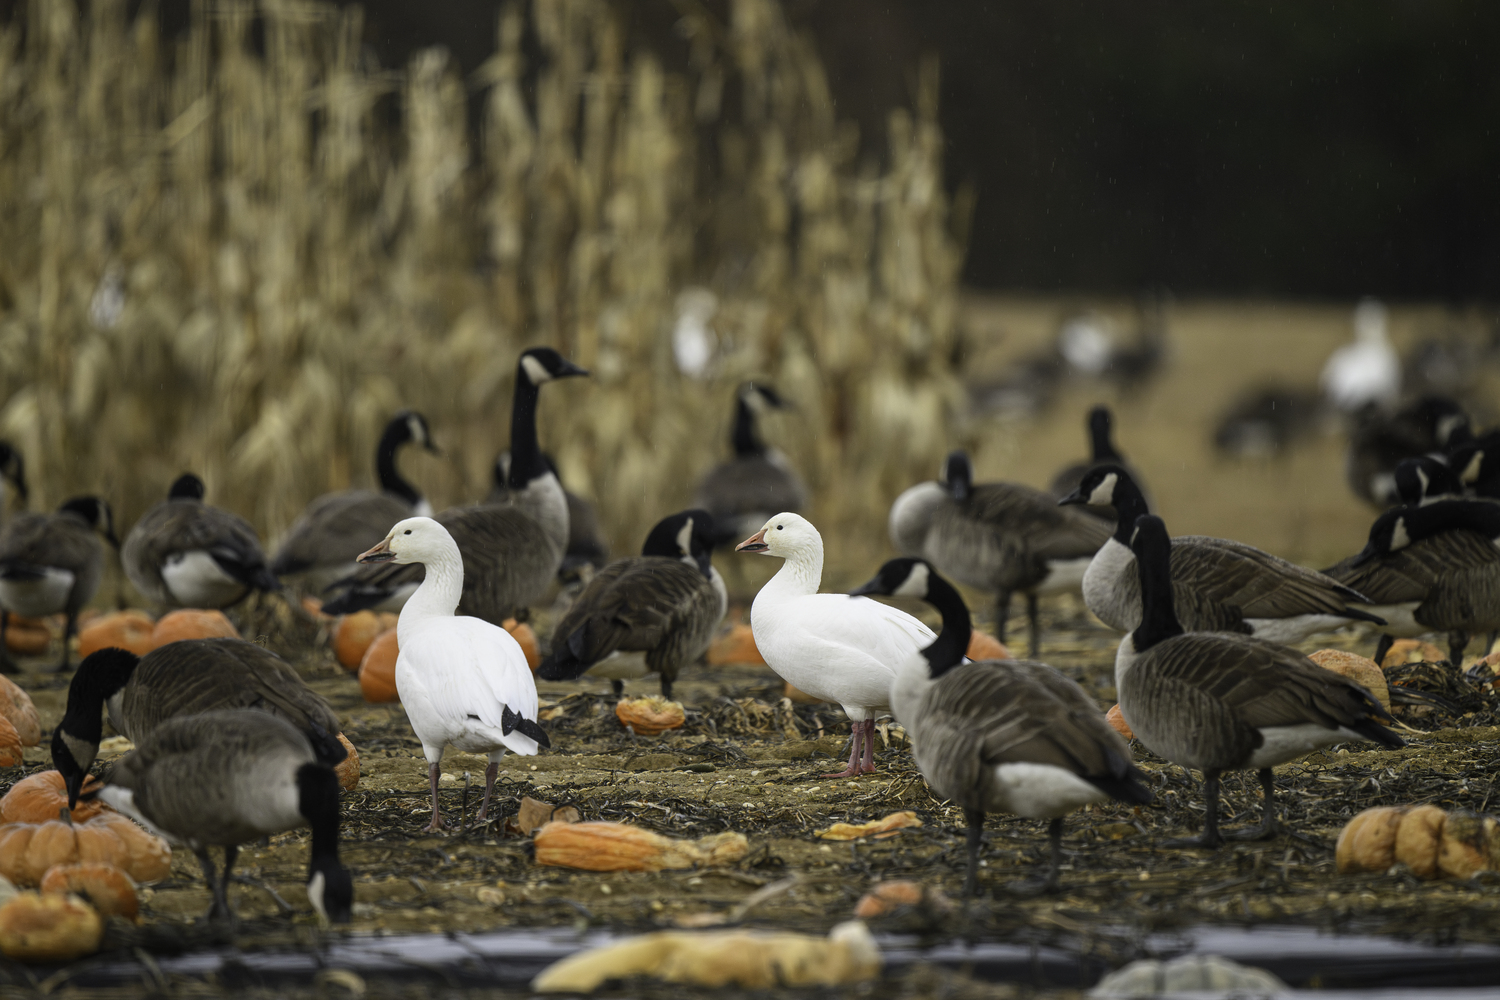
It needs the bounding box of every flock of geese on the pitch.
[4,341,1499,922]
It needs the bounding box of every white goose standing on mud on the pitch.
[735,513,934,779]
[357,517,548,832]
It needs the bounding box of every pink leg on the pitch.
[425,762,445,832]
[475,762,499,823]
[821,721,866,779]
[859,720,877,773]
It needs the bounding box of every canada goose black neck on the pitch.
[0,443,26,504]
[508,361,550,490]
[1087,406,1123,463]
[944,451,973,502]
[1102,467,1150,545]
[53,647,140,804]
[731,394,767,457]
[375,413,424,507]
[917,570,973,679]
[1127,515,1183,652]
[168,473,206,501]
[297,763,352,923]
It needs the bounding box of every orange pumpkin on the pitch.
[39,863,139,922]
[503,619,541,671]
[1106,704,1133,739]
[358,629,400,702]
[1380,638,1446,669]
[334,734,360,791]
[708,623,765,665]
[2,614,51,656]
[1308,649,1390,712]
[151,609,239,647]
[0,675,40,746]
[534,821,748,872]
[0,715,21,768]
[0,814,171,886]
[78,610,156,658]
[966,631,1011,661]
[333,611,397,671]
[0,771,109,825]
[615,696,685,736]
[0,891,104,962]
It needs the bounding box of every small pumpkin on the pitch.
[0,771,109,825]
[1393,804,1447,880]
[0,814,171,887]
[334,733,360,790]
[1335,805,1407,873]
[0,891,103,963]
[615,696,685,736]
[78,610,156,658]
[504,619,541,671]
[1106,704,1133,739]
[39,862,139,922]
[1308,649,1390,712]
[358,629,400,702]
[966,631,1010,661]
[332,611,397,671]
[0,675,40,746]
[534,821,748,872]
[0,716,21,768]
[1380,638,1445,669]
[852,879,951,918]
[151,608,239,647]
[2,614,51,656]
[707,623,765,665]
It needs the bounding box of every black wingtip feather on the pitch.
[501,705,552,748]
[1336,606,1387,626]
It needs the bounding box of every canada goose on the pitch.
[1118,515,1403,847]
[850,557,1152,895]
[890,451,1111,656]
[51,640,347,808]
[1448,434,1500,499]
[1345,396,1471,507]
[356,516,547,831]
[97,708,352,924]
[1048,405,1151,521]
[0,496,117,672]
[1321,298,1400,412]
[487,451,609,581]
[1211,386,1320,459]
[1324,499,1500,668]
[323,347,587,622]
[695,382,808,547]
[1393,456,1465,507]
[0,442,27,517]
[122,474,279,608]
[735,513,933,779]
[537,510,725,699]
[271,410,439,594]
[1058,465,1384,641]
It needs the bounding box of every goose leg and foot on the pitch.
[1164,768,1225,849]
[474,760,500,825]
[822,719,877,779]
[55,610,79,673]
[962,807,985,899]
[1224,768,1282,841]
[425,761,446,833]
[993,591,1011,646]
[1026,592,1041,658]
[1373,633,1394,668]
[1449,630,1470,668]
[194,847,238,924]
[1003,818,1066,897]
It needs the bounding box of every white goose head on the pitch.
[357,516,460,567]
[734,511,821,559]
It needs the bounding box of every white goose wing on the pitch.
[400,616,540,753]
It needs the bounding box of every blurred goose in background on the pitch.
[1449,433,1500,499]
[851,558,1151,895]
[1325,499,1500,668]
[1048,405,1151,522]
[271,410,439,595]
[736,513,933,779]
[1345,396,1471,508]
[1211,386,1321,459]
[98,709,352,925]
[695,382,808,547]
[0,496,117,672]
[122,474,279,608]
[890,451,1110,656]
[538,510,724,699]
[1060,465,1383,641]
[52,641,346,808]
[1321,298,1400,413]
[1118,515,1403,847]
[1393,455,1466,507]
[1055,295,1169,393]
[324,347,587,622]
[357,516,547,831]
[0,442,27,520]
[488,451,608,582]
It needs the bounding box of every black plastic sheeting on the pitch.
[19,925,1500,992]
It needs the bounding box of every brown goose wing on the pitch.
[272,490,412,575]
[1173,535,1366,616]
[1326,528,1500,604]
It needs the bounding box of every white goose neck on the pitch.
[398,541,464,642]
[758,536,824,604]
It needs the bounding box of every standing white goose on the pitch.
[356,517,549,832]
[735,513,934,779]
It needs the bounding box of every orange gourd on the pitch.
[0,814,171,886]
[503,619,541,671]
[151,609,239,647]
[534,821,748,872]
[2,614,50,656]
[708,623,765,665]
[358,629,399,702]
[334,733,360,790]
[0,771,108,825]
[0,675,39,746]
[0,716,21,768]
[39,863,139,922]
[1106,704,1133,739]
[966,632,1010,661]
[615,696,685,736]
[0,891,104,962]
[78,610,156,658]
[332,611,397,671]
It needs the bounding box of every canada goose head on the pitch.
[167,473,206,501]
[850,557,972,677]
[1352,499,1500,567]
[942,451,973,502]
[58,496,120,548]
[1350,511,1412,567]
[297,764,353,925]
[356,516,457,566]
[53,647,141,808]
[848,557,931,601]
[518,347,589,386]
[1086,405,1122,463]
[1058,465,1124,509]
[0,442,27,505]
[642,509,717,578]
[1393,456,1461,507]
[739,381,788,414]
[392,409,440,455]
[735,512,818,558]
[1408,395,1471,448]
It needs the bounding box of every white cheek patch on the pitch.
[675,518,694,556]
[407,415,427,446]
[1417,468,1430,494]
[521,355,551,384]
[892,562,930,598]
[307,870,327,921]
[1088,472,1118,506]
[1390,518,1410,551]
[1463,451,1485,484]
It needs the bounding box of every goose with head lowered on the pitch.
[356,516,548,832]
[324,347,587,621]
[1393,455,1466,507]
[1324,499,1500,668]
[271,410,440,595]
[695,382,808,547]
[1118,515,1403,847]
[1048,405,1151,523]
[1059,464,1384,642]
[537,510,725,699]
[51,640,347,809]
[850,558,1152,896]
[0,496,118,672]
[1345,395,1471,508]
[122,474,279,609]
[736,513,934,779]
[97,708,352,925]
[889,451,1111,657]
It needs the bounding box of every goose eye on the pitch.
[776,525,783,530]
[404,530,412,535]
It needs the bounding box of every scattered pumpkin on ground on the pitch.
[333,734,360,791]
[77,610,156,658]
[852,880,952,919]
[615,696,685,736]
[534,821,749,872]
[815,811,923,841]
[0,813,172,886]
[966,631,1010,660]
[0,891,104,963]
[151,608,239,647]
[39,862,139,922]
[0,771,109,825]
[707,623,764,665]
[0,675,40,747]
[1308,649,1390,712]
[1379,638,1445,669]
[332,611,397,671]
[1106,704,1133,739]
[2,614,51,656]
[1337,804,1499,879]
[504,619,540,670]
[358,629,399,702]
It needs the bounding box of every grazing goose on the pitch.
[538,510,725,699]
[1393,456,1465,507]
[122,474,279,608]
[850,558,1152,895]
[271,410,439,594]
[1324,499,1500,668]
[51,640,346,808]
[890,451,1111,656]
[488,451,609,581]
[0,496,117,672]
[695,382,808,547]
[1210,385,1321,459]
[1320,298,1401,412]
[0,441,26,518]
[735,513,933,779]
[1345,396,1471,508]
[1118,515,1403,847]
[98,709,352,924]
[323,347,587,622]
[356,516,548,831]
[1048,405,1151,522]
[1059,464,1383,641]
